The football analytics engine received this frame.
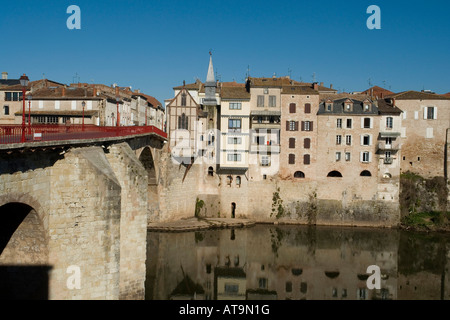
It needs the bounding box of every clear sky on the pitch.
[1,0,449,104]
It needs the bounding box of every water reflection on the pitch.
[145,225,450,300]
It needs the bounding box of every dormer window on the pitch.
[363,99,372,112]
[325,99,333,112]
[344,99,353,112]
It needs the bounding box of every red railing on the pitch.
[0,124,167,144]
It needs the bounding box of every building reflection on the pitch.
[145,225,450,300]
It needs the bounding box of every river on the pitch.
[145,224,450,300]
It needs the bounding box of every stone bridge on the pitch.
[0,131,167,300]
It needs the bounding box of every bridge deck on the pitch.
[0,124,167,148]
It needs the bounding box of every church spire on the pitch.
[206,51,215,84]
[203,51,217,106]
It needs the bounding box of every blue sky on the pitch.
[1,0,449,103]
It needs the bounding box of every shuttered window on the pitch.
[289,138,295,148]
[304,154,310,165]
[304,103,311,114]
[288,154,295,164]
[304,138,311,149]
[289,103,296,113]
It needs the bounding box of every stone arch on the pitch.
[0,201,50,299]
[294,171,305,178]
[138,146,159,209]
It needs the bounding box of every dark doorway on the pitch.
[231,202,236,218]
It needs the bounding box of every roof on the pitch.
[376,98,403,115]
[387,90,450,100]
[173,80,203,90]
[248,76,297,87]
[134,92,163,108]
[220,86,250,100]
[281,85,319,95]
[30,86,102,99]
[0,79,21,86]
[361,86,394,98]
[318,97,378,115]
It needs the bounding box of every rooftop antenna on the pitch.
[312,72,316,83]
[368,78,373,87]
[382,80,386,88]
[246,65,250,78]
[42,73,46,79]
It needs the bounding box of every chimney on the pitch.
[115,86,119,97]
[93,88,97,96]
[330,84,333,89]
[1,72,7,80]
[313,82,319,91]
[62,86,66,97]
[381,92,384,99]
[320,82,324,87]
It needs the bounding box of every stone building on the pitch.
[386,90,450,178]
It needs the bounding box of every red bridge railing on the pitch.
[0,124,167,144]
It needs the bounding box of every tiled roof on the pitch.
[135,92,163,108]
[361,86,394,97]
[376,98,403,115]
[220,86,250,99]
[281,86,319,95]
[387,90,450,100]
[30,87,101,99]
[248,76,295,87]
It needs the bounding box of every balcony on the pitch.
[250,143,280,154]
[377,141,400,151]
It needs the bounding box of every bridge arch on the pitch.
[137,146,159,217]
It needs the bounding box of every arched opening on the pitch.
[294,171,305,178]
[327,171,343,177]
[208,166,214,177]
[231,202,236,218]
[139,147,158,211]
[360,170,372,177]
[236,176,241,187]
[0,202,49,299]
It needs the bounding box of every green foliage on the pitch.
[271,188,285,219]
[194,198,204,217]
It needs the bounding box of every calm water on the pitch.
[145,224,450,300]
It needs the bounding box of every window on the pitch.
[229,102,242,110]
[269,95,276,107]
[362,135,370,146]
[363,118,371,128]
[386,117,393,129]
[304,154,310,165]
[228,119,241,132]
[337,119,342,128]
[236,176,241,187]
[288,154,295,164]
[261,156,270,166]
[181,93,187,106]
[346,118,352,128]
[5,92,22,102]
[257,95,264,107]
[287,120,298,131]
[286,282,292,293]
[336,135,342,145]
[327,171,343,177]
[178,113,188,129]
[360,170,372,176]
[345,152,351,161]
[425,106,436,120]
[304,138,311,149]
[326,103,332,111]
[3,105,9,115]
[364,104,371,112]
[345,104,352,111]
[208,167,214,176]
[227,153,241,162]
[302,121,313,131]
[346,135,352,145]
[362,152,370,163]
[336,152,341,161]
[228,137,242,144]
[289,103,296,113]
[259,278,268,289]
[289,138,295,148]
[304,103,311,114]
[294,171,305,178]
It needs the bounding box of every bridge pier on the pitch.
[0,139,155,299]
